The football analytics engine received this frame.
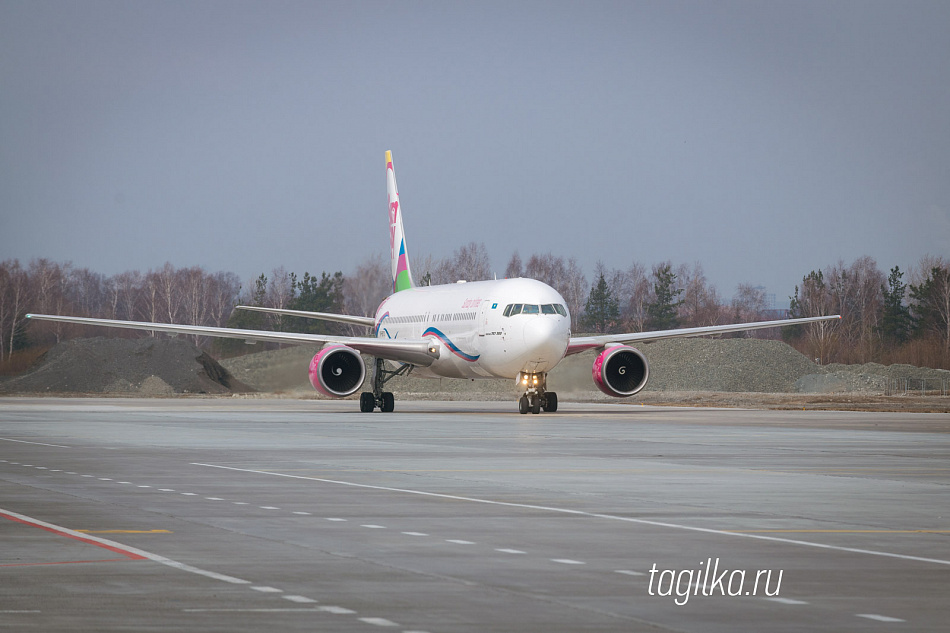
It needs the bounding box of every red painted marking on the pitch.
[0,510,147,561]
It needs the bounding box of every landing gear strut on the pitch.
[360,358,411,413]
[517,372,557,414]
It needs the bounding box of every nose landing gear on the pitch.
[517,372,558,414]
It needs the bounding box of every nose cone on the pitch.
[522,317,569,370]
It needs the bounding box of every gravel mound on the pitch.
[795,362,950,394]
[221,345,321,393]
[5,337,946,398]
[637,338,820,392]
[222,338,823,397]
[1,337,253,395]
[221,338,948,398]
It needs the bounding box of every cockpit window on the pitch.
[503,303,567,317]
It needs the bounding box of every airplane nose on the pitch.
[522,317,569,367]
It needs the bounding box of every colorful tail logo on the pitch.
[387,150,414,293]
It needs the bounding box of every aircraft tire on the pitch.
[518,395,529,414]
[530,395,541,415]
[359,392,375,412]
[381,392,395,413]
[543,392,558,412]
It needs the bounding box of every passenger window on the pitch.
[522,304,539,314]
[541,304,556,315]
[510,304,523,316]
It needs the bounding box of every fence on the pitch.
[885,378,950,397]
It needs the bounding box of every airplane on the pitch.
[28,151,840,414]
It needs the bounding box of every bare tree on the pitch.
[826,257,884,363]
[152,262,185,326]
[29,259,72,344]
[107,270,143,321]
[0,260,32,360]
[790,269,839,364]
[732,283,768,323]
[620,262,651,333]
[676,262,723,327]
[909,255,950,357]
[523,253,586,328]
[505,252,523,279]
[207,271,241,328]
[344,253,389,333]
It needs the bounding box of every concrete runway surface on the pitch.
[1,397,948,632]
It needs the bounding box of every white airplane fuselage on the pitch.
[373,277,571,380]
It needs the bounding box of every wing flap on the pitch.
[233,305,376,328]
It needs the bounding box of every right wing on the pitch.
[566,315,841,356]
[25,314,439,366]
[232,305,376,328]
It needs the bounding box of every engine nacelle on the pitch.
[309,345,366,398]
[592,345,649,397]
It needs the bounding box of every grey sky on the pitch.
[2,0,948,307]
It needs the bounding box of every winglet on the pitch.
[387,151,414,292]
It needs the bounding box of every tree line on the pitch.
[787,255,950,367]
[1,250,948,373]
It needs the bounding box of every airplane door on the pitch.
[478,300,495,337]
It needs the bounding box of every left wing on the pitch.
[25,314,439,366]
[566,315,841,356]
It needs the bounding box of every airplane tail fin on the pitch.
[386,150,415,292]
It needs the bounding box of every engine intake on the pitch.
[592,345,649,397]
[309,345,366,397]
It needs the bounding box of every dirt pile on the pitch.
[221,338,949,398]
[4,337,947,400]
[795,362,950,394]
[0,337,253,395]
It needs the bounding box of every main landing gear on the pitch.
[517,372,557,414]
[360,358,411,413]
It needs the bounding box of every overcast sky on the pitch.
[2,0,948,307]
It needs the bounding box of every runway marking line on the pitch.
[763,597,808,605]
[192,462,950,568]
[0,437,71,448]
[0,507,250,585]
[856,613,905,623]
[75,529,172,534]
[359,617,399,627]
[0,509,146,561]
[283,595,317,604]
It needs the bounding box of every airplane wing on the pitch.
[566,315,841,356]
[233,305,376,328]
[25,314,439,366]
